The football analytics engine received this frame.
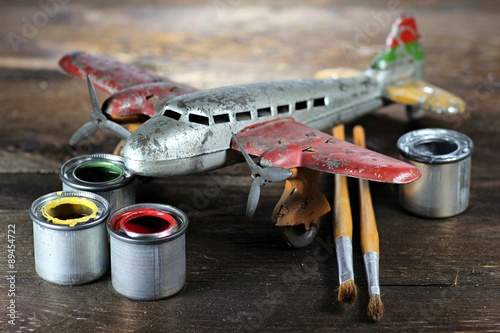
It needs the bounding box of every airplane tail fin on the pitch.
[368,15,424,81]
[314,15,464,115]
[368,16,465,115]
[314,16,423,82]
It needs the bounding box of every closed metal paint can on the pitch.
[30,191,110,285]
[397,128,474,218]
[60,154,136,213]
[108,203,188,300]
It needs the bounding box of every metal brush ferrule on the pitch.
[363,251,380,296]
[335,236,355,284]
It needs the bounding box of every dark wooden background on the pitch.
[1,1,499,332]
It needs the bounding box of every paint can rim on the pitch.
[30,191,110,231]
[107,203,188,244]
[397,128,473,165]
[60,154,135,191]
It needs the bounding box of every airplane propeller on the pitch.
[232,133,292,220]
[70,75,131,146]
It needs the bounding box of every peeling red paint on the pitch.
[59,51,198,117]
[59,51,161,94]
[233,118,420,184]
[103,82,198,117]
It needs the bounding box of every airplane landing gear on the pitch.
[273,168,330,248]
[280,224,320,248]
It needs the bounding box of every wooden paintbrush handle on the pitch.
[353,125,379,255]
[333,125,352,239]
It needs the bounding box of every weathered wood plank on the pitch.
[1,166,500,331]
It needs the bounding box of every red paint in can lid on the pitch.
[111,207,178,239]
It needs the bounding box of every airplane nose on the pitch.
[122,116,172,176]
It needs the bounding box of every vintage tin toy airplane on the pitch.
[59,16,465,247]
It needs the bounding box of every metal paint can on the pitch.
[60,154,136,213]
[30,191,110,285]
[107,203,188,300]
[397,128,474,218]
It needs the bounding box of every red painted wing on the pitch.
[102,82,198,117]
[232,118,420,184]
[59,51,163,94]
[59,51,199,117]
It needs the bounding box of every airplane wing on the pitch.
[59,51,163,94]
[232,118,420,184]
[59,51,198,118]
[59,51,196,95]
[385,79,466,114]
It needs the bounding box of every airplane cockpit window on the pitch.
[235,111,252,121]
[257,107,272,118]
[277,105,290,114]
[163,109,182,120]
[213,113,230,124]
[313,97,326,107]
[295,100,308,111]
[188,113,210,125]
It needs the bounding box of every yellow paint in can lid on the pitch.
[41,196,99,227]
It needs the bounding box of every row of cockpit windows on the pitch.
[163,96,327,125]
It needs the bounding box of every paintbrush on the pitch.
[352,125,384,321]
[332,125,357,305]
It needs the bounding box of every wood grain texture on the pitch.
[1,1,500,332]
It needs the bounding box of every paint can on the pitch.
[30,191,110,285]
[397,128,474,218]
[60,154,136,213]
[107,203,188,300]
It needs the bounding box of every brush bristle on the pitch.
[368,294,384,321]
[337,280,358,305]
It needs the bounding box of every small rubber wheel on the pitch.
[280,224,319,248]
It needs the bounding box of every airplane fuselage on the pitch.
[123,75,384,177]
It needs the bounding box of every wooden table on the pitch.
[1,1,499,332]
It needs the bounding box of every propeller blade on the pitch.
[232,132,292,220]
[104,120,131,140]
[69,121,98,146]
[69,75,131,145]
[246,178,262,220]
[86,75,102,115]
[260,167,293,182]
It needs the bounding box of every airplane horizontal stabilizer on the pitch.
[385,80,465,114]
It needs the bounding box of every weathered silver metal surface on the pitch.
[60,154,136,213]
[124,76,381,177]
[363,251,380,296]
[365,60,424,91]
[108,204,188,300]
[30,191,110,285]
[397,128,474,218]
[335,236,355,284]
